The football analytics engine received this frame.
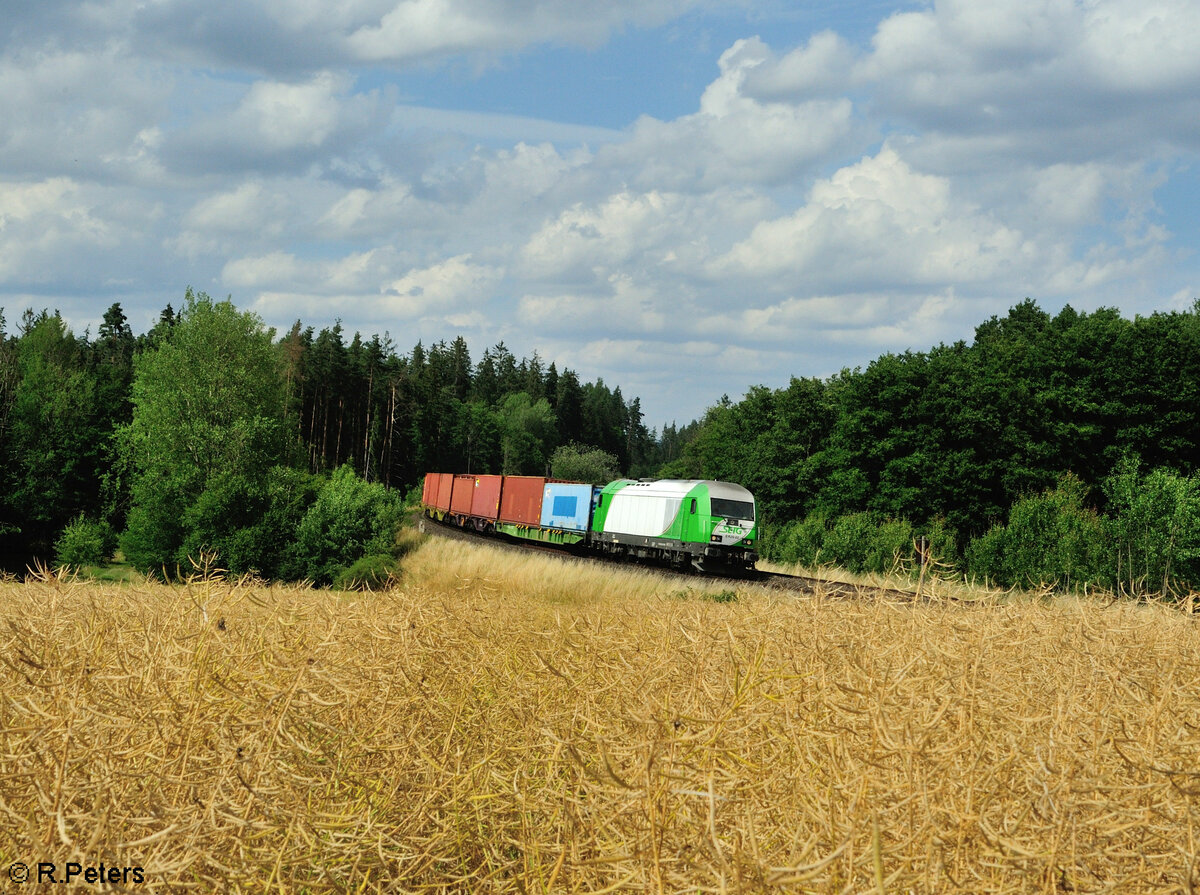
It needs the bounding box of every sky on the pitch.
[2,0,1199,429]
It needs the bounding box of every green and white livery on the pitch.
[591,479,758,571]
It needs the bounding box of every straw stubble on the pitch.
[2,537,1199,892]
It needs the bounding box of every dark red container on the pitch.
[471,475,503,521]
[450,474,475,515]
[421,473,435,506]
[498,476,546,525]
[433,473,454,512]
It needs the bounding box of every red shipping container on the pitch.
[422,473,435,506]
[470,475,503,521]
[434,473,454,512]
[499,476,547,525]
[450,474,475,515]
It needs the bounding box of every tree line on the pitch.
[0,292,671,578]
[667,299,1200,595]
[4,291,1199,595]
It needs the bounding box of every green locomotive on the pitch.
[591,479,758,571]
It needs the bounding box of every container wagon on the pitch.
[421,473,757,571]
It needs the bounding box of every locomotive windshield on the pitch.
[710,498,755,521]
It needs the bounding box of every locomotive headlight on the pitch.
[710,535,721,542]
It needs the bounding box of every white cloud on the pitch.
[222,250,308,289]
[599,37,857,191]
[184,181,287,233]
[853,0,1200,162]
[518,274,669,336]
[686,290,976,354]
[519,191,676,280]
[0,178,118,279]
[935,0,1078,63]
[237,250,505,329]
[712,147,1033,289]
[173,180,307,258]
[226,246,407,298]
[0,178,80,228]
[233,72,348,151]
[0,48,170,182]
[343,0,709,62]
[1025,162,1126,227]
[4,0,1200,427]
[158,71,385,177]
[740,30,857,99]
[381,254,503,317]
[519,187,772,284]
[1078,0,1200,92]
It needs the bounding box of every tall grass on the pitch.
[2,538,1199,892]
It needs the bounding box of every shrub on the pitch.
[922,517,958,569]
[866,517,915,575]
[289,466,403,585]
[964,524,1009,586]
[823,513,881,573]
[54,516,115,568]
[769,512,958,580]
[965,475,1107,591]
[1105,456,1200,595]
[332,553,398,591]
[773,514,828,567]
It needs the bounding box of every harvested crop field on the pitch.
[3,537,1200,893]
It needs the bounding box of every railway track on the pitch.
[416,514,924,603]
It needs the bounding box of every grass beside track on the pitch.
[2,537,1200,892]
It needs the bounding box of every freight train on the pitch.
[421,473,758,571]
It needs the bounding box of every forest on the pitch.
[0,291,672,582]
[1,292,1199,594]
[667,299,1200,595]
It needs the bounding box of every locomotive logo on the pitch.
[712,522,751,543]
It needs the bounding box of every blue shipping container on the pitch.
[540,483,595,531]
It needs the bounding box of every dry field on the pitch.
[3,537,1200,893]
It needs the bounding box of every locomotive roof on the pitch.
[610,479,754,501]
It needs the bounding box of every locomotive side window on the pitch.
[689,498,697,514]
[710,498,754,520]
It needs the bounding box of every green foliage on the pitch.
[332,553,398,591]
[54,516,116,568]
[668,587,738,603]
[822,513,885,574]
[550,443,620,484]
[120,291,291,574]
[289,466,403,585]
[964,476,1108,590]
[768,511,956,580]
[768,513,828,567]
[2,312,104,559]
[1104,457,1200,595]
[12,290,1200,599]
[922,517,959,570]
[496,392,556,474]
